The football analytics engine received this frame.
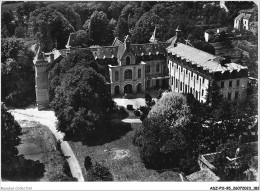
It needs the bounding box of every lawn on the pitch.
[69,110,181,181]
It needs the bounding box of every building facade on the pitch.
[167,40,248,103]
[34,28,248,110]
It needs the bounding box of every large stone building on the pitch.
[34,28,249,110]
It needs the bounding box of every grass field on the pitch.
[69,110,181,181]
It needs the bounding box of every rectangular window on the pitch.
[229,80,232,88]
[181,67,183,72]
[197,75,199,81]
[191,72,193,77]
[235,91,239,100]
[202,89,204,96]
[115,71,119,81]
[228,92,231,100]
[176,79,178,88]
[156,64,160,72]
[145,65,150,73]
[180,81,182,91]
[186,69,188,74]
[236,79,240,86]
[138,69,141,78]
[203,78,205,83]
[221,81,224,88]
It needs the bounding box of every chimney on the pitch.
[174,26,181,47]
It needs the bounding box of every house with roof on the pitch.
[234,6,258,32]
[33,27,249,110]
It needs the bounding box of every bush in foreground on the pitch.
[133,92,199,174]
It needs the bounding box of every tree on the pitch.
[47,2,82,31]
[51,66,114,141]
[114,16,129,41]
[108,1,128,20]
[88,11,113,46]
[192,40,215,55]
[1,38,35,107]
[131,11,165,44]
[16,2,38,20]
[133,92,199,174]
[48,49,102,100]
[30,7,75,51]
[1,104,22,178]
[1,10,16,37]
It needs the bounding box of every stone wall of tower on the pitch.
[34,58,50,110]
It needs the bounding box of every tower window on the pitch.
[126,56,130,65]
[115,71,119,81]
[138,69,141,78]
[221,81,224,88]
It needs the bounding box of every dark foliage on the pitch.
[84,156,93,171]
[88,162,113,181]
[1,38,35,107]
[30,7,75,51]
[51,65,114,142]
[133,92,199,175]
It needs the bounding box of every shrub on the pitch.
[127,104,133,110]
[134,110,141,117]
[84,156,92,171]
[88,162,113,181]
[133,92,199,173]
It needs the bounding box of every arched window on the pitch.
[115,71,119,81]
[126,56,130,65]
[124,69,132,80]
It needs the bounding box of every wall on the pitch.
[217,77,248,101]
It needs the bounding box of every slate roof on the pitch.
[239,6,257,14]
[166,43,247,73]
[235,13,245,21]
[88,41,169,60]
[90,46,118,59]
[243,14,252,20]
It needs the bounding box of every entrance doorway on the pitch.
[124,84,132,94]
[137,83,142,94]
[114,85,120,95]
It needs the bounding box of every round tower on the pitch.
[33,45,50,110]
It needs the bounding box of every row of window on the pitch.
[227,91,239,100]
[171,77,205,97]
[145,64,164,73]
[221,80,240,88]
[170,62,205,84]
[115,69,142,81]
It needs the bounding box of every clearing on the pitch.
[69,109,181,181]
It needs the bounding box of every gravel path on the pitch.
[9,108,84,182]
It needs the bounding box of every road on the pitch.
[9,107,84,182]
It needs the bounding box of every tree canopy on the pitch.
[134,92,199,174]
[49,49,114,141]
[30,7,75,51]
[1,38,35,107]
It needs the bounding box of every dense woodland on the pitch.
[1,1,258,181]
[1,1,255,51]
